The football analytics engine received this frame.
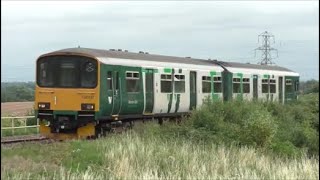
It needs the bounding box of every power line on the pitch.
[254,31,278,65]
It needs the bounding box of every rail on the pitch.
[1,116,39,137]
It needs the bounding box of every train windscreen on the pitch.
[37,55,98,88]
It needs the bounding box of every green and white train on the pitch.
[35,48,299,139]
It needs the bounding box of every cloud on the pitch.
[1,1,319,81]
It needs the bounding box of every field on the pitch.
[1,102,36,137]
[1,102,34,117]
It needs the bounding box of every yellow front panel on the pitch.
[35,87,99,111]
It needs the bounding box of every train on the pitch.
[34,47,300,139]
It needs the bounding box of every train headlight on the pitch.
[81,103,95,110]
[38,102,50,109]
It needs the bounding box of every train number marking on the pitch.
[82,95,94,99]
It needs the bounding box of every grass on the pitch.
[1,94,319,179]
[1,110,38,137]
[1,129,319,180]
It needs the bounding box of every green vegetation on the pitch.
[1,131,319,179]
[1,82,35,102]
[300,79,319,94]
[146,93,319,158]
[1,110,37,137]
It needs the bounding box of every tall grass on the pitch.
[1,132,319,179]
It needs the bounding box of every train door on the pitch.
[112,71,121,115]
[279,76,283,103]
[144,69,154,114]
[189,71,197,110]
[253,75,258,100]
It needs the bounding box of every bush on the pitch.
[147,94,319,158]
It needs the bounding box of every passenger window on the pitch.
[161,74,172,93]
[202,76,211,93]
[295,81,299,91]
[243,78,250,93]
[270,79,276,93]
[107,71,113,89]
[175,75,185,93]
[285,79,293,92]
[126,72,140,93]
[115,72,119,90]
[233,78,241,93]
[213,76,222,93]
[262,79,269,93]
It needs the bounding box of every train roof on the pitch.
[216,61,295,72]
[45,47,296,73]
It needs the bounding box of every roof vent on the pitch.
[139,51,144,53]
[118,49,122,51]
[110,49,116,51]
[186,57,191,58]
[145,52,149,54]
[124,50,128,52]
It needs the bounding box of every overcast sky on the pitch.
[1,1,319,81]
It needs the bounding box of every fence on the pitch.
[1,116,39,137]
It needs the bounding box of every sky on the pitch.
[1,1,319,82]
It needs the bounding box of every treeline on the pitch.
[299,79,319,94]
[0,80,319,102]
[1,82,35,102]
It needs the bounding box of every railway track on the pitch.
[1,135,51,145]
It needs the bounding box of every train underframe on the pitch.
[38,112,186,140]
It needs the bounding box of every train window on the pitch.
[295,81,299,91]
[126,71,140,93]
[60,62,77,87]
[213,76,222,93]
[233,78,241,93]
[81,61,97,88]
[243,78,250,93]
[107,71,113,89]
[285,79,292,85]
[175,75,185,93]
[37,55,98,88]
[285,79,293,92]
[39,62,54,86]
[133,73,139,78]
[161,74,172,80]
[115,72,119,90]
[243,78,250,83]
[262,79,269,93]
[270,79,276,93]
[202,76,211,93]
[161,74,172,93]
[126,79,140,92]
[126,72,140,79]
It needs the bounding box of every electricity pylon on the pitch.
[254,31,278,65]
